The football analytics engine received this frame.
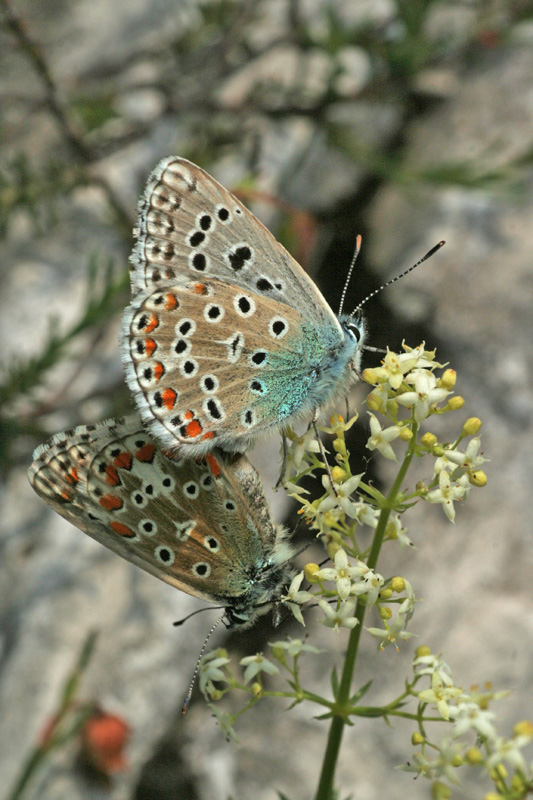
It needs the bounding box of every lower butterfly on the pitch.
[28,416,294,628]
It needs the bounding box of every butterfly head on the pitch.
[222,529,295,629]
[338,310,367,375]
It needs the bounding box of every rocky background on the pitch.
[1,1,533,798]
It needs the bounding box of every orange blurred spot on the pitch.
[183,410,193,421]
[185,419,202,438]
[99,494,123,511]
[192,282,207,295]
[110,521,135,538]
[161,388,177,409]
[82,710,131,775]
[136,443,156,463]
[206,453,221,477]
[202,431,215,441]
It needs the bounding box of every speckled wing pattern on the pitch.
[122,157,352,455]
[28,416,292,617]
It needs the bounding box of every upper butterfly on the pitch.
[122,157,366,455]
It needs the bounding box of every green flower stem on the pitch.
[314,437,417,800]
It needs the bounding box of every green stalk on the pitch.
[314,438,416,800]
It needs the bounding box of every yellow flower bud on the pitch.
[469,470,487,487]
[251,682,262,698]
[386,399,399,416]
[448,396,465,410]
[513,720,533,738]
[483,793,502,800]
[440,369,457,389]
[380,587,393,600]
[431,781,451,800]
[379,606,392,620]
[463,417,482,435]
[209,688,223,701]
[416,645,432,658]
[327,542,342,560]
[511,774,525,790]
[420,432,438,448]
[411,731,424,745]
[271,646,286,663]
[465,747,483,765]
[451,755,463,767]
[304,563,321,583]
[399,427,413,441]
[331,466,348,483]
[390,576,406,593]
[333,439,347,457]
[366,390,385,412]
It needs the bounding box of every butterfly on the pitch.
[28,416,294,628]
[121,157,367,456]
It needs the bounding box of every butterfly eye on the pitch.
[347,321,362,343]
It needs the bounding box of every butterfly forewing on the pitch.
[131,157,339,329]
[29,417,291,609]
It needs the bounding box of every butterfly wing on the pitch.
[28,416,285,606]
[130,156,340,330]
[122,276,348,454]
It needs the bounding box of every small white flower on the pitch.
[315,549,368,601]
[199,651,230,697]
[486,736,528,773]
[351,500,380,528]
[426,470,467,522]
[286,427,320,472]
[350,568,384,606]
[449,701,498,740]
[387,514,413,547]
[240,653,279,684]
[269,638,323,658]
[413,653,454,683]
[366,413,402,460]
[418,670,462,720]
[209,704,240,743]
[396,369,450,422]
[318,598,359,631]
[281,572,314,626]
[317,474,363,518]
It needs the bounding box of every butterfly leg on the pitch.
[276,430,289,488]
[311,417,338,497]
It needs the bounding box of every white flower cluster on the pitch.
[405,651,533,788]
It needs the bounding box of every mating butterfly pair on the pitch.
[29,158,368,628]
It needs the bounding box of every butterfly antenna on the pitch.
[181,613,225,715]
[348,240,446,319]
[338,234,362,316]
[173,605,224,627]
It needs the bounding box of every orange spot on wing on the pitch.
[110,521,136,538]
[185,419,202,438]
[136,443,156,463]
[202,431,215,441]
[161,388,177,409]
[60,490,72,501]
[192,282,207,295]
[206,453,221,477]
[114,452,132,470]
[183,410,193,421]
[165,293,178,310]
[153,362,165,381]
[144,314,159,333]
[104,465,120,485]
[99,494,123,511]
[65,467,79,484]
[144,338,157,357]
